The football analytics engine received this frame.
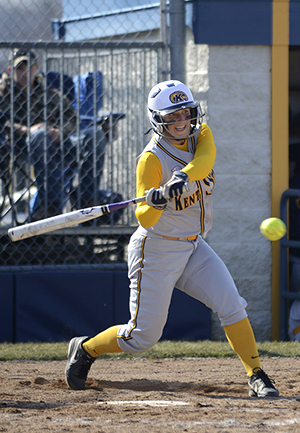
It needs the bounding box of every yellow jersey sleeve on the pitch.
[135,151,164,228]
[181,124,216,181]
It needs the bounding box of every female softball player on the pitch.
[66,80,279,398]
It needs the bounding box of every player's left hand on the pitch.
[145,187,168,210]
[162,171,189,199]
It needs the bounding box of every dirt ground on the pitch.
[1,357,300,432]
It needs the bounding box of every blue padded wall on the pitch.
[15,271,114,342]
[114,271,131,324]
[0,270,211,343]
[0,274,14,342]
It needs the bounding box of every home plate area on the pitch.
[97,400,190,407]
[1,357,300,432]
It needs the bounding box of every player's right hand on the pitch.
[145,187,167,210]
[162,171,189,199]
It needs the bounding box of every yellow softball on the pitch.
[260,217,287,241]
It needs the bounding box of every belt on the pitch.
[162,235,198,241]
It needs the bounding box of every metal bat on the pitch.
[8,182,189,242]
[8,195,146,242]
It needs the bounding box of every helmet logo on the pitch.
[169,91,188,104]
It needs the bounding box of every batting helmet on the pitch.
[147,80,204,139]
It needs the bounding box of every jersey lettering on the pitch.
[174,188,202,211]
[173,171,214,212]
[202,169,215,188]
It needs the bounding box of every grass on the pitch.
[0,340,300,361]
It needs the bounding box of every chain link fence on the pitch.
[0,0,170,270]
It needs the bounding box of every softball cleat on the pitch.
[65,336,95,390]
[248,369,279,397]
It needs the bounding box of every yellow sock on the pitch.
[224,317,261,377]
[82,325,123,357]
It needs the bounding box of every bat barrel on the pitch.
[8,215,81,241]
[8,207,104,242]
[7,195,146,242]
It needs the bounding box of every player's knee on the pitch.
[219,309,248,327]
[118,327,162,353]
[119,339,157,354]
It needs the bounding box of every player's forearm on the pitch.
[135,153,164,228]
[135,180,164,229]
[181,125,216,182]
[181,151,216,182]
[135,204,162,228]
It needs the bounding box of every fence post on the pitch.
[169,0,185,82]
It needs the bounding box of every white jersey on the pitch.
[137,132,216,239]
[117,131,247,355]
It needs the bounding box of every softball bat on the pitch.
[8,195,146,242]
[8,182,189,242]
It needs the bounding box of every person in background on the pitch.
[0,49,108,220]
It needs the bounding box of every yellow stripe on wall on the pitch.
[271,0,289,340]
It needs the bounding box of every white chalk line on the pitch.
[97,400,190,407]
[49,417,300,428]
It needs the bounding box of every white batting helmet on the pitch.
[147,80,204,138]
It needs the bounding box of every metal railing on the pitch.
[280,189,300,340]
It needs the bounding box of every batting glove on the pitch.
[162,171,189,199]
[146,187,167,210]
